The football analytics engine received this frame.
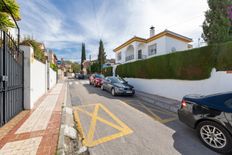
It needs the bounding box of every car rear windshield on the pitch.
[111,77,126,83]
[95,74,104,78]
[225,99,232,109]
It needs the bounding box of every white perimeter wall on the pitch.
[125,69,232,101]
[49,68,57,89]
[21,45,57,109]
[31,59,47,106]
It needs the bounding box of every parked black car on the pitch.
[101,76,135,96]
[178,92,232,154]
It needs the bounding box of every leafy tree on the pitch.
[81,43,86,70]
[71,62,81,73]
[90,62,101,73]
[202,0,232,44]
[97,40,106,69]
[0,0,20,30]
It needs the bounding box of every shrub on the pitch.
[20,39,46,63]
[50,63,58,72]
[116,41,232,80]
[102,67,113,77]
[90,62,101,73]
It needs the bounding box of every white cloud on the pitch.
[18,0,209,61]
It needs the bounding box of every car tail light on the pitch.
[181,100,187,108]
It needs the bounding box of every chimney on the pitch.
[150,26,155,37]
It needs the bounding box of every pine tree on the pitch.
[202,0,232,44]
[81,43,86,70]
[97,40,106,70]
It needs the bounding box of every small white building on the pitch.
[114,27,193,64]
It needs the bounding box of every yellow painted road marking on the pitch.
[74,110,86,143]
[76,107,124,131]
[160,117,178,124]
[122,100,177,124]
[74,103,133,147]
[87,104,99,144]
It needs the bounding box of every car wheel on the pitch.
[197,121,232,154]
[111,88,116,96]
[101,85,104,91]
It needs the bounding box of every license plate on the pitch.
[126,91,132,93]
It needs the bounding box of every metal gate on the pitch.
[0,30,24,127]
[0,0,24,127]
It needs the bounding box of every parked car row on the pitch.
[88,74,135,96]
[76,74,232,154]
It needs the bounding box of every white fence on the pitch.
[20,45,57,109]
[126,69,232,101]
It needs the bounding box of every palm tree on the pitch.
[0,0,20,31]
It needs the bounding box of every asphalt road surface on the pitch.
[67,79,219,155]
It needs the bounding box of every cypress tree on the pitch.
[202,0,232,44]
[97,40,106,69]
[81,43,86,70]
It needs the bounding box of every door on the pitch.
[138,50,142,59]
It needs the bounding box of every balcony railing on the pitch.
[138,54,147,60]
[148,49,157,56]
[125,55,134,62]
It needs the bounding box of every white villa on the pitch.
[114,27,193,64]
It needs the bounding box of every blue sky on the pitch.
[17,0,208,62]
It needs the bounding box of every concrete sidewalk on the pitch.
[0,83,65,155]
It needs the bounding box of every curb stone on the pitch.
[57,82,89,155]
[135,90,180,113]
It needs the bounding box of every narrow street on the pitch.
[67,79,218,155]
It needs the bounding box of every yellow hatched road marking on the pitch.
[86,104,99,143]
[76,107,124,131]
[73,110,86,144]
[74,103,133,147]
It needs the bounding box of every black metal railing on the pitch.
[0,0,23,127]
[138,54,147,60]
[125,55,134,62]
[148,49,157,56]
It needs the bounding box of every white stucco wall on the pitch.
[49,68,57,89]
[147,36,166,57]
[125,69,232,101]
[115,35,191,64]
[21,45,57,109]
[166,36,188,53]
[31,59,47,106]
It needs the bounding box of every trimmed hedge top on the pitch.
[116,41,232,80]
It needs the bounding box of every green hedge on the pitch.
[50,63,58,72]
[116,41,232,80]
[102,67,113,77]
[90,62,101,73]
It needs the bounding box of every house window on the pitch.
[148,44,157,56]
[117,52,122,60]
[171,47,176,52]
